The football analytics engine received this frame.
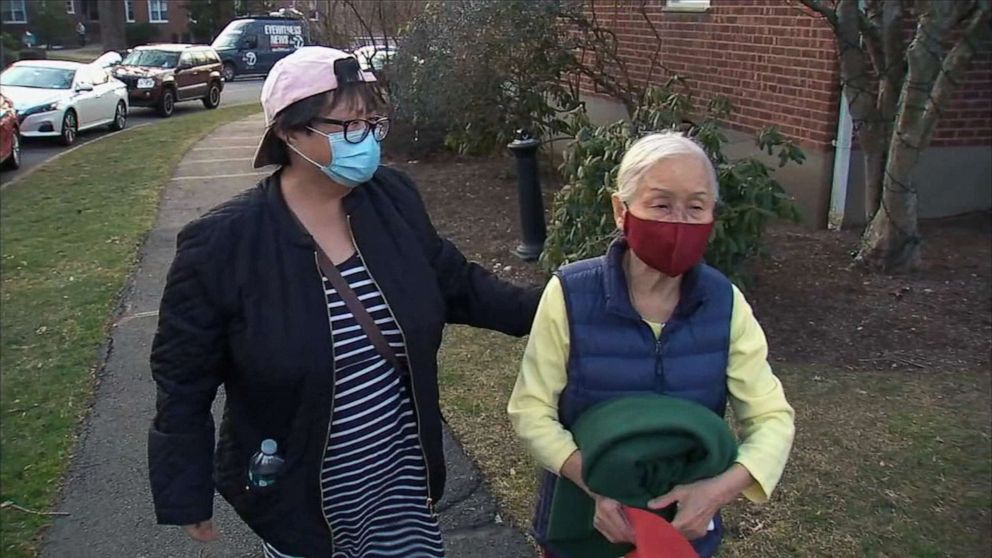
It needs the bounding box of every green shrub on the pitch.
[1,33,19,68]
[542,80,802,286]
[389,0,578,156]
[1,32,20,53]
[126,23,159,48]
[32,1,71,47]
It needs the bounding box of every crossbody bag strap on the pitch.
[314,248,408,376]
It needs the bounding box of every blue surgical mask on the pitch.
[288,127,380,188]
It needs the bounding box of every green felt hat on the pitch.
[546,395,737,558]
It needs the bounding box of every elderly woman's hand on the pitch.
[560,450,636,544]
[593,495,636,544]
[647,464,754,540]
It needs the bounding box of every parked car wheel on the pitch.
[109,101,127,131]
[202,82,221,109]
[60,110,78,146]
[222,63,236,82]
[157,88,175,118]
[2,132,20,170]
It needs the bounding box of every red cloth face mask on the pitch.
[623,210,713,277]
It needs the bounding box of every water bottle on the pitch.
[248,439,285,488]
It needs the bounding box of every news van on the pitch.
[211,16,311,81]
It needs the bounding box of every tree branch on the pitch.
[918,1,991,145]
[876,0,908,138]
[342,0,377,49]
[797,0,839,28]
[636,0,676,97]
[836,0,881,124]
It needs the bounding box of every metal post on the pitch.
[507,129,546,261]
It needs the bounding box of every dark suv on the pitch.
[114,44,224,117]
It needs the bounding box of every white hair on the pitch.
[615,131,719,203]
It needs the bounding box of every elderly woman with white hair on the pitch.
[508,132,795,558]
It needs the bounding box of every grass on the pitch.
[46,46,105,64]
[0,103,261,557]
[437,326,992,557]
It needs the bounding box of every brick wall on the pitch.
[581,0,841,149]
[585,0,991,151]
[932,37,992,147]
[130,0,194,43]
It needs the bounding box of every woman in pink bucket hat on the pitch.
[148,46,541,557]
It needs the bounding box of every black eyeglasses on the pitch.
[312,116,390,144]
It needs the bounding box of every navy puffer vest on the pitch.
[533,239,734,558]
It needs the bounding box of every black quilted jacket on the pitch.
[148,166,541,555]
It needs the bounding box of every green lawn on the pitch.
[437,326,992,557]
[0,103,261,557]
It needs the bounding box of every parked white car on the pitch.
[0,59,128,146]
[353,45,397,72]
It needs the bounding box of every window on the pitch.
[124,0,135,22]
[191,50,208,67]
[0,65,75,89]
[665,0,710,11]
[178,52,194,68]
[65,0,74,14]
[1,0,27,23]
[148,0,168,23]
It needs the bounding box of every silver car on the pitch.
[0,59,129,146]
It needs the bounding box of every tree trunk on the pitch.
[856,142,922,272]
[859,124,886,221]
[98,0,126,51]
[856,0,990,272]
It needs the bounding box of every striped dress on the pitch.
[264,252,445,558]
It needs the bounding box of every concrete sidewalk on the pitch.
[40,114,534,557]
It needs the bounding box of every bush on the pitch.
[126,23,159,48]
[1,32,19,68]
[33,0,71,47]
[542,80,802,285]
[1,32,20,53]
[17,49,48,61]
[389,0,578,156]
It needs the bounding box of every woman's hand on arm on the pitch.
[391,167,541,335]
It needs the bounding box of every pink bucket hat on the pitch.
[252,46,376,168]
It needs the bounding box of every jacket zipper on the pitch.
[313,251,337,539]
[655,328,666,392]
[347,216,436,519]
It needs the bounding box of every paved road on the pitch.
[1,78,263,184]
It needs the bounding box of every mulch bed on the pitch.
[392,154,992,374]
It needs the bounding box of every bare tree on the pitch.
[98,0,127,51]
[308,0,424,93]
[312,0,424,49]
[798,0,991,273]
[556,0,679,117]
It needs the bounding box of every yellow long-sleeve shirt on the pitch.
[507,276,795,502]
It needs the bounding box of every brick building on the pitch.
[1,0,198,44]
[580,0,991,228]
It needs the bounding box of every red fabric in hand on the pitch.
[624,507,698,558]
